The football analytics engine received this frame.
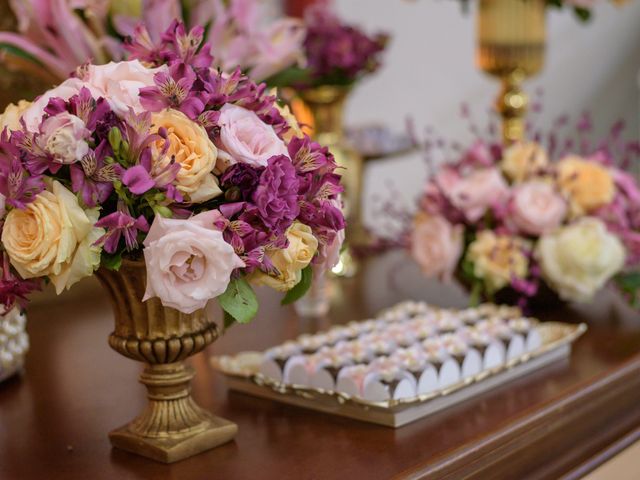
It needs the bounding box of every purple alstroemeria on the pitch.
[139,62,205,118]
[0,144,45,209]
[0,253,41,310]
[162,21,214,68]
[95,208,150,254]
[70,141,121,207]
[288,136,336,174]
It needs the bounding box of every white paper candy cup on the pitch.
[506,333,525,361]
[437,358,461,389]
[526,328,542,352]
[362,371,417,402]
[259,358,284,382]
[310,367,337,391]
[483,341,506,370]
[416,364,439,395]
[336,365,369,398]
[283,355,312,386]
[461,348,483,378]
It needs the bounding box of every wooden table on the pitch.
[1,251,639,480]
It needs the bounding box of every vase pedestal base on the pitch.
[109,413,238,464]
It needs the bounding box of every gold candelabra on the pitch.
[476,0,547,144]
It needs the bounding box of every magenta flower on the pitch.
[70,141,120,207]
[0,153,45,209]
[0,253,42,310]
[95,208,150,254]
[252,155,300,234]
[139,62,205,118]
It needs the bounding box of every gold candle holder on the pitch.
[97,261,237,463]
[476,0,546,144]
[298,86,364,277]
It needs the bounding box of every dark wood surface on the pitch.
[1,251,639,480]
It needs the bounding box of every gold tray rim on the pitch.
[211,321,587,412]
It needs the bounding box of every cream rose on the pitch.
[0,100,31,133]
[508,181,567,235]
[466,231,529,292]
[151,109,222,203]
[143,211,245,314]
[2,181,104,294]
[217,104,288,169]
[535,217,625,302]
[411,213,463,281]
[501,141,548,183]
[251,222,318,292]
[556,156,615,216]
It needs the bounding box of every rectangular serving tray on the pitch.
[212,322,586,428]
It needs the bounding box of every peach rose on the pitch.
[217,104,288,169]
[508,181,567,235]
[556,156,615,216]
[151,109,222,203]
[466,231,529,292]
[2,181,104,293]
[142,211,245,313]
[410,213,463,281]
[501,141,548,183]
[0,100,31,133]
[251,222,318,292]
[436,167,509,222]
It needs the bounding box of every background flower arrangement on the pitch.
[0,0,305,86]
[266,0,388,89]
[398,106,640,309]
[0,20,345,324]
[454,0,631,21]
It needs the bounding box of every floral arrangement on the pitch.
[268,1,388,88]
[0,0,304,84]
[405,109,640,308]
[0,21,345,324]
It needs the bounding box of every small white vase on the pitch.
[0,307,28,383]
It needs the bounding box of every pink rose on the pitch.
[84,60,167,116]
[22,78,91,132]
[315,227,345,274]
[217,104,288,169]
[436,167,509,222]
[411,214,463,281]
[508,181,567,236]
[249,19,305,81]
[142,211,245,314]
[39,112,90,164]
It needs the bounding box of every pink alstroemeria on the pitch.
[70,140,121,207]
[0,141,45,209]
[0,253,41,310]
[95,207,150,254]
[139,62,206,118]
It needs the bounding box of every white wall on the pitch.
[331,0,640,233]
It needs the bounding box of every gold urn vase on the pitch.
[476,0,546,144]
[97,260,237,463]
[298,86,364,277]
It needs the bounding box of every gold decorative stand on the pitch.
[476,0,546,144]
[97,261,237,463]
[299,86,364,277]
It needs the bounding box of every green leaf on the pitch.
[263,66,311,88]
[223,310,236,331]
[0,43,43,66]
[218,278,258,324]
[101,250,123,271]
[616,272,640,291]
[573,7,592,22]
[281,265,313,306]
[108,127,122,153]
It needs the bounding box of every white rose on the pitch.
[0,100,32,133]
[39,112,90,164]
[535,217,626,302]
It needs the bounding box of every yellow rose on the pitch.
[535,217,625,302]
[0,100,31,133]
[500,141,548,183]
[251,222,318,292]
[556,156,614,216]
[276,103,304,143]
[466,231,529,292]
[2,181,104,294]
[151,109,222,203]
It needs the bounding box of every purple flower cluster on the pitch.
[302,3,388,85]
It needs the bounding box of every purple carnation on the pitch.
[252,155,300,235]
[221,163,264,202]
